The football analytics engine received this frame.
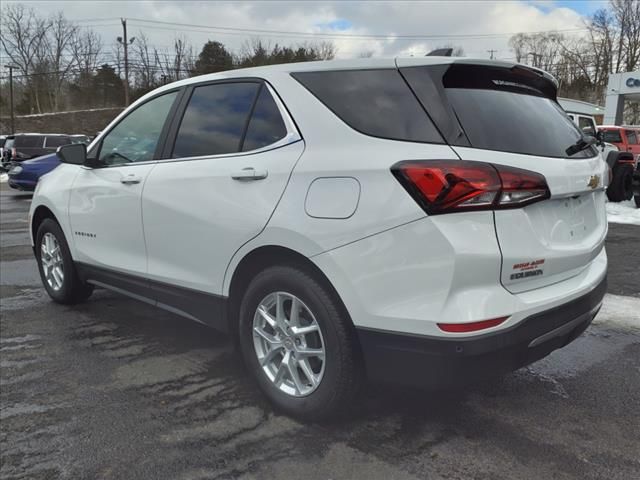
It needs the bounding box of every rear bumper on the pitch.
[357,276,607,389]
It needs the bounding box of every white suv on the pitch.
[30,57,608,419]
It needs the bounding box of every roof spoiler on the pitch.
[426,48,453,57]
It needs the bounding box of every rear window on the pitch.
[402,64,595,158]
[601,130,622,143]
[45,136,71,148]
[292,69,443,144]
[14,136,44,148]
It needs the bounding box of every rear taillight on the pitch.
[391,160,550,215]
[11,147,16,157]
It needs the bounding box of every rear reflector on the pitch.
[391,160,550,215]
[437,316,508,333]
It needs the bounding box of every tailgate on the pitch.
[399,60,608,293]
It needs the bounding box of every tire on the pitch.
[238,265,361,421]
[607,164,634,202]
[35,218,94,304]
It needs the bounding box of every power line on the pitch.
[127,17,589,41]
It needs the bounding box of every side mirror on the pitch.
[57,143,87,165]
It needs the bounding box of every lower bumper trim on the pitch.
[356,276,607,389]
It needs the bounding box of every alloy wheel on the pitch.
[252,292,326,397]
[40,232,64,291]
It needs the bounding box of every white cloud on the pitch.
[4,0,589,61]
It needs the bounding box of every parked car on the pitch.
[597,126,640,202]
[597,126,640,161]
[29,58,607,419]
[7,136,90,191]
[1,133,77,169]
[7,153,59,191]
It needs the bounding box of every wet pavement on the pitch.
[1,183,639,480]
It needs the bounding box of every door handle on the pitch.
[121,175,142,185]
[231,167,268,181]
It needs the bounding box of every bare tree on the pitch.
[0,4,50,112]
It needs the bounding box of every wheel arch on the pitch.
[31,205,59,247]
[225,245,357,341]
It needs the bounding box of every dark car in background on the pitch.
[6,135,91,192]
[1,134,80,170]
[7,153,60,191]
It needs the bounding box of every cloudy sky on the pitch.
[7,0,607,60]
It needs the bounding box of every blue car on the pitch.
[7,153,60,191]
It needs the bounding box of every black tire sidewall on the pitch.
[35,218,83,303]
[238,266,353,419]
[608,164,634,202]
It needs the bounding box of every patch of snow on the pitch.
[606,200,640,226]
[594,294,640,331]
[0,173,7,183]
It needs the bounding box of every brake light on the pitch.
[11,147,16,157]
[437,316,508,333]
[391,160,550,215]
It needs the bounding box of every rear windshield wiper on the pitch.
[565,136,596,157]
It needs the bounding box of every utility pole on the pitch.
[117,18,135,106]
[4,65,18,134]
[487,49,497,60]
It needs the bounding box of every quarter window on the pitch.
[172,82,259,158]
[625,130,638,144]
[99,91,178,165]
[292,69,443,143]
[242,86,287,151]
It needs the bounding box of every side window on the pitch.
[292,69,443,143]
[172,82,259,158]
[578,116,595,136]
[625,130,638,144]
[99,91,178,165]
[242,86,287,151]
[45,136,70,148]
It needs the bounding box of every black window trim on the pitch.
[88,86,186,169]
[160,77,301,163]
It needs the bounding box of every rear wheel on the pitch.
[238,265,361,420]
[607,164,634,202]
[35,218,93,304]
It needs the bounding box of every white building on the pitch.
[603,71,640,125]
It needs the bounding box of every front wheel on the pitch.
[238,265,361,421]
[35,218,94,304]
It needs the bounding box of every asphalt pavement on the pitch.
[1,183,639,480]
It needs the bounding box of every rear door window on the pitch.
[45,136,71,148]
[15,136,44,148]
[601,130,623,143]
[172,82,260,158]
[292,69,443,143]
[402,64,595,158]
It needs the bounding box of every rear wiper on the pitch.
[565,136,597,156]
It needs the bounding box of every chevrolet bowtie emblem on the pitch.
[587,175,600,189]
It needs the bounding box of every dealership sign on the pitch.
[626,77,640,88]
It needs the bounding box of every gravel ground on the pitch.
[1,184,639,480]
